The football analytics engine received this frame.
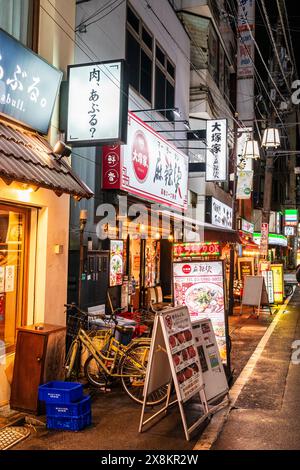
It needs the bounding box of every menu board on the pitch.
[271,264,284,304]
[238,257,254,280]
[163,308,203,402]
[262,270,274,304]
[109,240,124,286]
[192,319,228,402]
[173,261,227,363]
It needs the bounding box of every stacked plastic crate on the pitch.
[38,381,92,431]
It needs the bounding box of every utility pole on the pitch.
[262,19,283,225]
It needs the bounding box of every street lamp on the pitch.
[242,139,261,160]
[261,126,281,227]
[78,209,88,308]
[262,128,281,148]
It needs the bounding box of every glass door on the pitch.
[0,204,29,353]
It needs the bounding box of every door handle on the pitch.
[37,357,42,363]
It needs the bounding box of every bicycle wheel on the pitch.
[65,339,80,379]
[120,342,169,406]
[84,355,108,388]
[285,284,293,297]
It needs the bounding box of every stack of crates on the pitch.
[38,381,92,431]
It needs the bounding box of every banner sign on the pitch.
[67,60,128,146]
[102,113,189,211]
[173,260,227,363]
[236,171,253,200]
[237,0,255,78]
[236,127,253,171]
[109,240,124,287]
[206,197,233,229]
[259,223,269,258]
[0,28,62,134]
[206,119,228,182]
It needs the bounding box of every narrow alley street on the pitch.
[212,290,300,450]
[6,294,295,451]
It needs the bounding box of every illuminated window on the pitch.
[0,0,36,48]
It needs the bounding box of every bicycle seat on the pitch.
[115,324,135,334]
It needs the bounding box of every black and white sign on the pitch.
[206,197,233,229]
[67,60,128,146]
[0,28,62,134]
[206,119,228,182]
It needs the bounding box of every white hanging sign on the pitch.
[206,119,228,182]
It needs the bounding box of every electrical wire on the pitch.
[276,0,296,78]
[76,0,121,31]
[260,0,291,92]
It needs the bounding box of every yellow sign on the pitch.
[271,264,284,304]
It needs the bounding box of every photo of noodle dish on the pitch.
[185,283,224,314]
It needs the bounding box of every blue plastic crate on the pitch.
[46,411,92,431]
[46,395,91,417]
[39,381,83,404]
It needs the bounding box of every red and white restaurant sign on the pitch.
[102,112,189,211]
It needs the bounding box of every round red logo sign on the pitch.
[182,265,192,274]
[131,130,149,183]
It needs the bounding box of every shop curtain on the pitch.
[0,0,30,46]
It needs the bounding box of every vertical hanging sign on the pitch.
[260,223,269,259]
[206,119,228,182]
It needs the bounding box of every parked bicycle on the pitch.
[64,304,168,406]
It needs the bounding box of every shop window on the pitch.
[126,5,153,104]
[154,42,175,121]
[0,0,37,48]
[0,205,29,353]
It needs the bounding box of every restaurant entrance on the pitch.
[0,204,30,354]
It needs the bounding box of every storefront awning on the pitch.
[0,120,93,200]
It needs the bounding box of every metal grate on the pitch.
[0,426,30,450]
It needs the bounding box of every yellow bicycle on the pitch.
[64,304,167,406]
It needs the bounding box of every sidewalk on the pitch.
[212,290,300,450]
[6,303,280,450]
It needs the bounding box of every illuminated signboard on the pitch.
[0,28,62,134]
[173,242,221,259]
[240,218,254,234]
[284,226,295,237]
[67,60,128,146]
[271,264,284,304]
[285,209,298,227]
[254,233,288,247]
[173,260,228,364]
[109,240,124,287]
[102,113,189,211]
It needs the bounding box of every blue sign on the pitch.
[0,28,62,134]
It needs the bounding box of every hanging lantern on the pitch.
[261,128,280,148]
[242,139,261,159]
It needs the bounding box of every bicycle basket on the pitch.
[66,312,89,338]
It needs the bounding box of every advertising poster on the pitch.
[271,264,284,304]
[238,257,254,280]
[163,307,203,403]
[173,261,227,363]
[109,240,124,287]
